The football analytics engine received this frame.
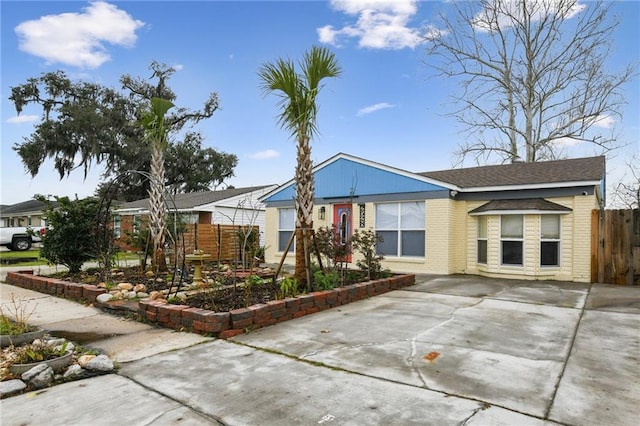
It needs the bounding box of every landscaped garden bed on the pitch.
[5,267,415,338]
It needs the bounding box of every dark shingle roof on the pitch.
[116,185,273,210]
[469,198,572,214]
[0,199,58,216]
[419,156,605,189]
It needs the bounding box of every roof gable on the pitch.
[263,153,449,202]
[420,156,605,190]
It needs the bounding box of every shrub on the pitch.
[313,270,339,290]
[351,229,386,280]
[37,195,101,273]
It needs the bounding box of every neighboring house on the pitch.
[0,199,58,228]
[261,153,605,283]
[113,185,277,246]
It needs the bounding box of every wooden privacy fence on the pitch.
[591,209,640,285]
[176,223,259,263]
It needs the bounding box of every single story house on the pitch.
[113,185,277,247]
[260,153,605,283]
[0,199,58,228]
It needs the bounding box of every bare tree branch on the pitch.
[423,0,637,164]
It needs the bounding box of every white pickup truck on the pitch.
[0,226,45,251]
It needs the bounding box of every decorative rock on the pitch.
[54,341,75,353]
[149,291,162,300]
[145,270,155,278]
[0,379,27,398]
[117,283,134,291]
[133,284,146,293]
[22,364,54,389]
[125,291,137,299]
[46,338,66,347]
[63,364,91,380]
[96,293,115,303]
[85,355,114,372]
[112,292,124,300]
[77,354,96,368]
[137,292,149,299]
[155,277,165,283]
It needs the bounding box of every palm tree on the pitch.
[259,46,342,289]
[140,97,174,271]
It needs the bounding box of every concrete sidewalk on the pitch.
[1,274,639,425]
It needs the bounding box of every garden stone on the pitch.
[46,338,66,347]
[137,292,149,299]
[133,284,146,293]
[118,282,133,291]
[21,363,49,382]
[78,354,96,367]
[0,379,27,398]
[125,291,138,299]
[86,355,114,372]
[54,341,75,352]
[63,364,92,380]
[23,364,54,389]
[97,293,115,303]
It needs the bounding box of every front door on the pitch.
[333,204,352,263]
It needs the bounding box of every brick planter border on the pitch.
[5,271,415,339]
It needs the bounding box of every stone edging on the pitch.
[5,271,415,339]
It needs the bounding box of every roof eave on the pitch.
[458,180,602,193]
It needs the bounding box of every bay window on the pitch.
[501,215,523,265]
[541,215,560,266]
[477,216,487,264]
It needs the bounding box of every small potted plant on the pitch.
[0,293,45,347]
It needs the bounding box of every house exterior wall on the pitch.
[264,193,598,282]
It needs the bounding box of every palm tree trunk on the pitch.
[149,145,167,271]
[295,137,314,289]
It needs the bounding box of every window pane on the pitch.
[477,216,487,238]
[375,204,398,229]
[502,241,523,265]
[376,231,398,256]
[400,202,424,229]
[477,240,487,263]
[541,241,559,266]
[278,231,294,252]
[401,231,425,256]
[541,216,560,239]
[501,215,523,238]
[279,208,295,230]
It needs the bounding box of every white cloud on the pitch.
[473,0,586,32]
[318,0,423,49]
[357,102,396,116]
[249,149,280,160]
[551,137,584,147]
[7,115,39,124]
[14,1,145,69]
[593,114,615,129]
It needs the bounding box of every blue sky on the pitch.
[1,0,638,206]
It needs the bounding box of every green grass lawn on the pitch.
[0,249,140,268]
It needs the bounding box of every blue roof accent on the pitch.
[264,157,448,202]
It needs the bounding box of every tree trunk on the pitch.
[149,145,167,272]
[294,136,314,289]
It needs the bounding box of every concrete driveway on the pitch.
[2,275,639,425]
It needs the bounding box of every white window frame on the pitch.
[477,216,488,264]
[375,201,425,258]
[278,208,295,253]
[540,215,561,267]
[113,215,122,239]
[500,215,524,266]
